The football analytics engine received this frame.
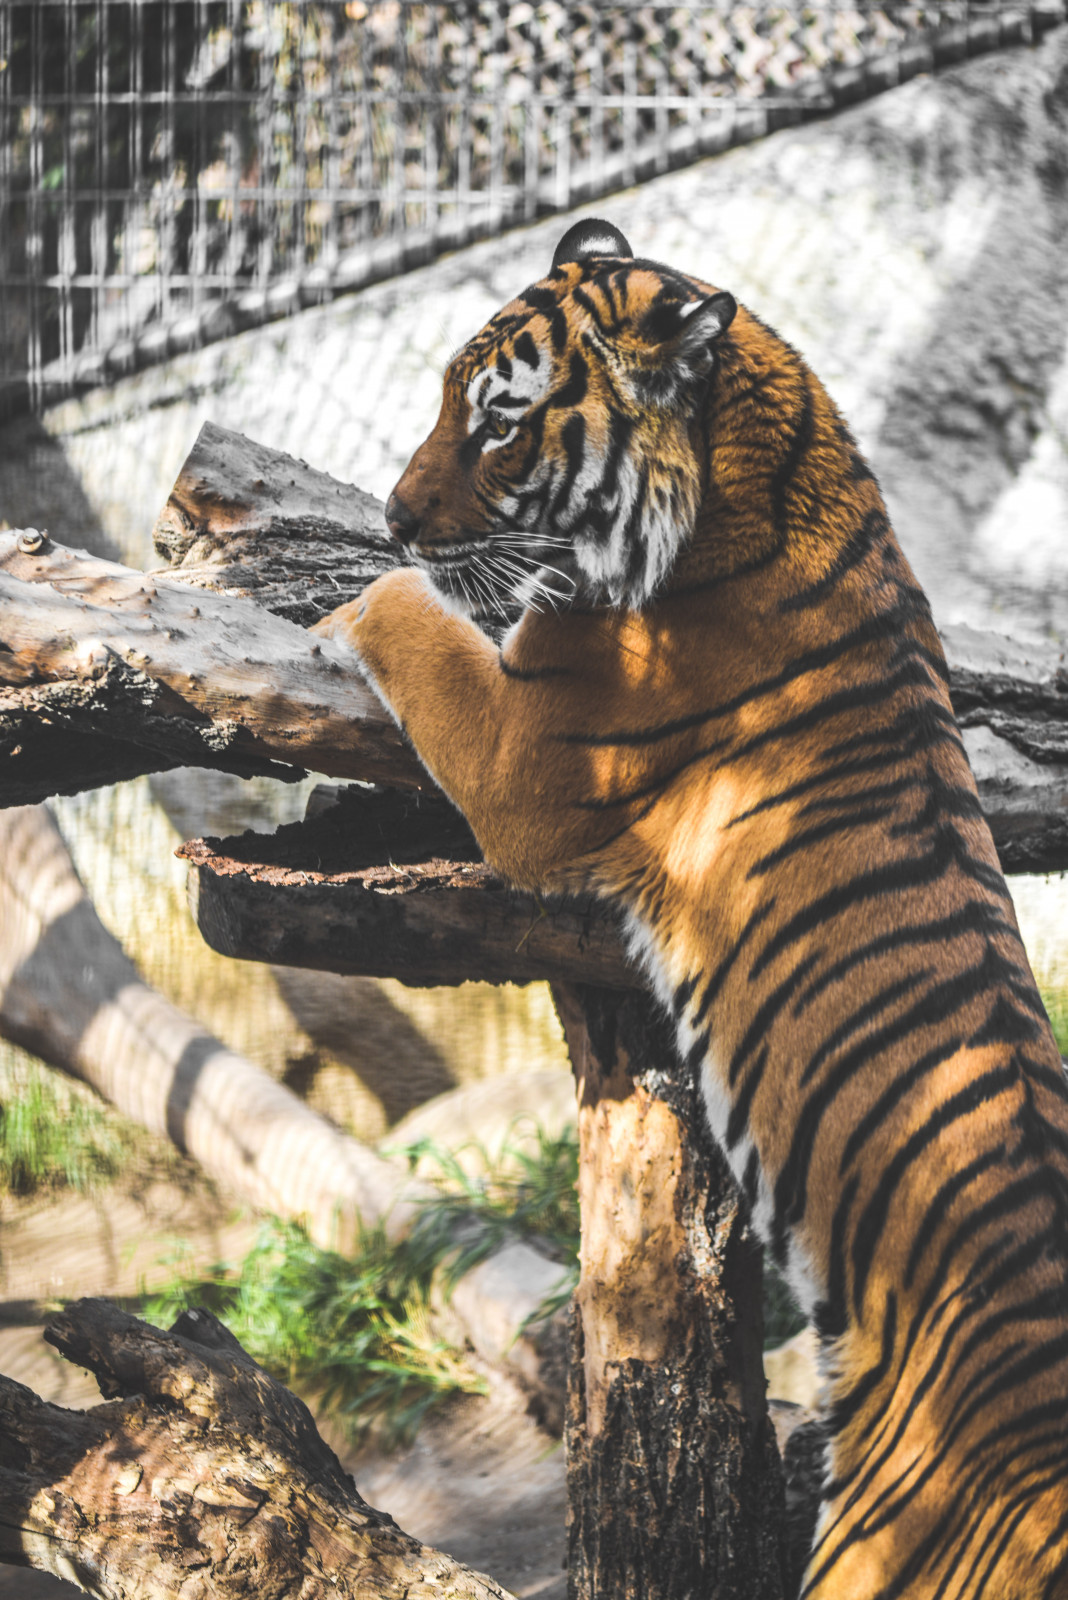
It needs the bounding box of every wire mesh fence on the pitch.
[1,0,1062,414]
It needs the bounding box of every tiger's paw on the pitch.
[312,568,436,651]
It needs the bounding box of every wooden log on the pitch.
[180,784,638,989]
[0,802,429,1249]
[0,1297,515,1600]
[0,528,420,805]
[0,424,1066,859]
[150,420,401,628]
[554,984,790,1600]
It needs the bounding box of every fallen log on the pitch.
[0,800,571,1415]
[0,802,427,1249]
[0,1297,515,1600]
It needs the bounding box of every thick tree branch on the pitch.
[0,425,1065,861]
[180,784,639,989]
[0,530,419,803]
[0,1298,515,1600]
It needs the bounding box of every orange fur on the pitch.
[320,222,1068,1598]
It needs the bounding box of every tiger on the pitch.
[317,218,1068,1597]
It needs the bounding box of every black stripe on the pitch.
[837,1034,965,1176]
[849,1066,1020,1318]
[513,330,539,367]
[793,900,1012,1017]
[550,411,587,523]
[771,372,814,537]
[569,733,732,812]
[902,1146,1005,1289]
[773,942,1025,1251]
[726,747,947,832]
[800,967,933,1089]
[827,1291,898,1436]
[751,823,1008,983]
[726,1042,769,1149]
[779,506,891,614]
[746,798,903,879]
[567,659,946,813]
[556,598,929,749]
[826,1229,1068,1539]
[728,949,823,1088]
[815,1171,858,1340]
[672,972,699,1017]
[498,654,573,682]
[691,900,776,1028]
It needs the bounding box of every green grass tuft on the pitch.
[143,1219,486,1444]
[1042,986,1068,1058]
[0,1063,128,1196]
[394,1121,581,1314]
[140,1123,582,1443]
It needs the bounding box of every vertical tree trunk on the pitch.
[553,984,788,1600]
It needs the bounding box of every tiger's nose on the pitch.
[385,493,421,546]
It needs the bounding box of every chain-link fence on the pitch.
[1,1,1063,415]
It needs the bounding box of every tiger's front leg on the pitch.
[315,569,610,891]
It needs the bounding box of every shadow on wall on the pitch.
[0,413,120,561]
[274,967,458,1128]
[863,38,1068,638]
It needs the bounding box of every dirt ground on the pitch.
[0,1178,567,1600]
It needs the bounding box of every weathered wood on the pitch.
[151,419,402,627]
[554,984,790,1600]
[0,529,420,805]
[0,1297,515,1600]
[181,784,638,989]
[0,425,1066,851]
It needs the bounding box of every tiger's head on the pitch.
[385,219,736,622]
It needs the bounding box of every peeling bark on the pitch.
[180,784,638,989]
[0,1298,515,1600]
[554,984,790,1600]
[0,529,418,805]
[151,419,402,627]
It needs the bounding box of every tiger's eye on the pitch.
[488,412,512,439]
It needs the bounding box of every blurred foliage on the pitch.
[762,1257,809,1348]
[143,1219,486,1444]
[141,1122,580,1442]
[1045,987,1068,1058]
[396,1121,581,1292]
[0,1062,130,1196]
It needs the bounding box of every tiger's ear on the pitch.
[552,218,633,271]
[674,292,737,358]
[635,290,737,401]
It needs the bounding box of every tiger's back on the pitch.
[327,219,1068,1597]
